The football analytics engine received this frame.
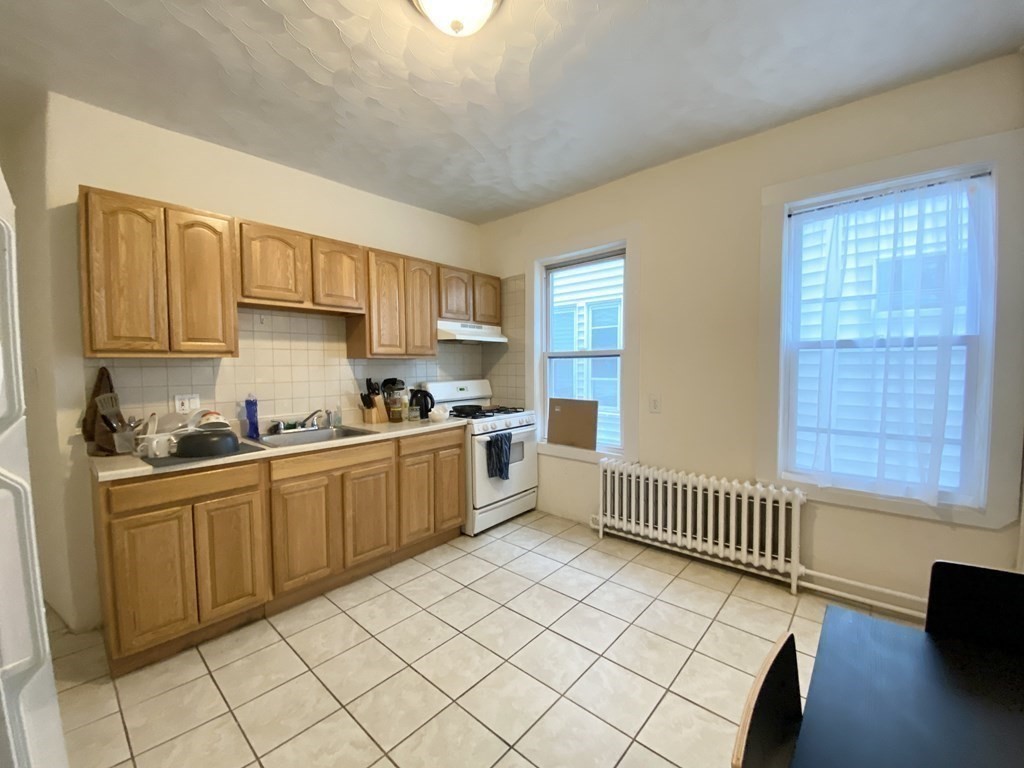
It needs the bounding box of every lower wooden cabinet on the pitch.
[398,428,465,544]
[434,446,465,532]
[270,475,342,593]
[398,453,435,547]
[109,506,199,655]
[96,432,465,668]
[194,491,269,623]
[343,459,397,567]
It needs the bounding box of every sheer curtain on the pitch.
[781,174,995,507]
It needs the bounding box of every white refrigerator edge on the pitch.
[0,160,69,767]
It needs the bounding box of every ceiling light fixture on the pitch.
[410,0,503,37]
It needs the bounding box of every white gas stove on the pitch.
[421,380,538,535]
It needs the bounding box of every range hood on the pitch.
[437,319,508,344]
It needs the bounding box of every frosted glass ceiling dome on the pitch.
[411,0,503,37]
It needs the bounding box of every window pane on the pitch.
[781,174,995,507]
[548,358,577,400]
[549,258,624,352]
[546,355,621,449]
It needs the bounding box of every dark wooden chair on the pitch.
[925,560,1024,652]
[731,633,803,768]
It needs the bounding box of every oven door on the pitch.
[471,426,539,510]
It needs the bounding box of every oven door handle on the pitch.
[471,425,537,443]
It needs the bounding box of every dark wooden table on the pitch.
[790,606,1024,768]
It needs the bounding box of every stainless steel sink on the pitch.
[259,426,375,448]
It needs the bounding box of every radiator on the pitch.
[599,459,806,593]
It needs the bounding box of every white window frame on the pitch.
[541,248,628,455]
[756,129,1024,529]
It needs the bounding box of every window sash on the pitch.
[544,252,626,451]
[778,171,993,507]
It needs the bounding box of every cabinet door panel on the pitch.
[343,460,396,567]
[313,238,366,311]
[240,223,311,303]
[405,258,437,356]
[85,192,169,353]
[271,475,341,593]
[435,446,465,531]
[368,250,406,355]
[194,491,268,623]
[439,267,473,322]
[398,453,434,547]
[472,274,502,325]
[167,209,237,354]
[110,506,198,654]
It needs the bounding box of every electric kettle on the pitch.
[408,389,435,421]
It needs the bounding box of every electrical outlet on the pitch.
[257,313,269,327]
[175,394,198,413]
[649,394,662,414]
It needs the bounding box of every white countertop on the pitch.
[91,418,469,483]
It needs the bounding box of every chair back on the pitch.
[731,633,803,768]
[925,560,1024,652]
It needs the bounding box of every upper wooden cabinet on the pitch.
[405,258,438,356]
[348,249,438,358]
[473,274,502,325]
[79,188,237,358]
[368,250,406,355]
[437,267,502,326]
[313,238,367,312]
[439,267,473,322]
[81,190,170,354]
[239,223,311,304]
[166,209,237,354]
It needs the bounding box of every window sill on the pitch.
[537,441,621,465]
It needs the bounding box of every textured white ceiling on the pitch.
[0,0,1021,222]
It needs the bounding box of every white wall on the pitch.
[479,55,1024,603]
[2,93,482,630]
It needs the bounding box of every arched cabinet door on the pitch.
[239,222,311,304]
[83,191,169,353]
[473,274,502,325]
[367,250,407,355]
[405,258,437,356]
[439,267,473,321]
[166,209,237,354]
[313,238,366,312]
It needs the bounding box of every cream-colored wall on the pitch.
[6,93,481,630]
[479,55,1024,602]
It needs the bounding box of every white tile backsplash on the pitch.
[83,309,483,425]
[483,275,526,408]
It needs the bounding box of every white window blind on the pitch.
[780,172,995,507]
[545,253,625,450]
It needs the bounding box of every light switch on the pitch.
[649,394,661,414]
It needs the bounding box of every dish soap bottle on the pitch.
[244,394,259,440]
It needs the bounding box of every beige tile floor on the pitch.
[49,511,917,768]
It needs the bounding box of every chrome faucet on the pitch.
[298,409,327,429]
